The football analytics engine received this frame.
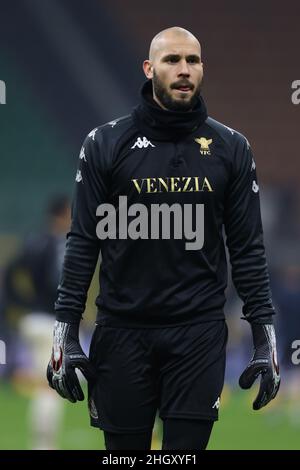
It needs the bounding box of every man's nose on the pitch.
[178,60,190,76]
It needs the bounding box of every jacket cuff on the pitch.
[55,312,82,324]
[241,314,274,325]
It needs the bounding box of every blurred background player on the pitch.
[2,195,71,449]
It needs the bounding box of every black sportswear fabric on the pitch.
[87,321,227,432]
[55,80,275,326]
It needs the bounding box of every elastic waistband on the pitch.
[96,309,225,329]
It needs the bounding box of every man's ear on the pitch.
[143,60,153,79]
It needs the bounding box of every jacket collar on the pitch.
[132,80,208,141]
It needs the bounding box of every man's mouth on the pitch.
[172,83,194,93]
[177,86,191,92]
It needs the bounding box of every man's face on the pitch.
[144,36,204,111]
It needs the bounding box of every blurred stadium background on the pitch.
[0,0,300,450]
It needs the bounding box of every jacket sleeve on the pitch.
[55,129,109,323]
[224,135,275,323]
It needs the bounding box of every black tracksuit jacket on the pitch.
[55,81,275,327]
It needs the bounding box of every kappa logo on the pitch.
[195,137,213,155]
[88,128,98,141]
[79,147,87,162]
[252,180,259,193]
[225,125,235,136]
[108,117,123,128]
[75,170,83,183]
[131,136,155,149]
[212,397,220,409]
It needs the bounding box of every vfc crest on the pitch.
[195,137,213,155]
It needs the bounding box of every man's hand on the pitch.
[239,323,280,410]
[47,321,97,403]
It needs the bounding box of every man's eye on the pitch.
[168,58,178,63]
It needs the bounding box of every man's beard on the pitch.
[152,70,202,112]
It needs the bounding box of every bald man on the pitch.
[146,27,203,112]
[47,27,280,450]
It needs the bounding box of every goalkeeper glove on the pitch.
[239,322,280,410]
[47,320,97,403]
